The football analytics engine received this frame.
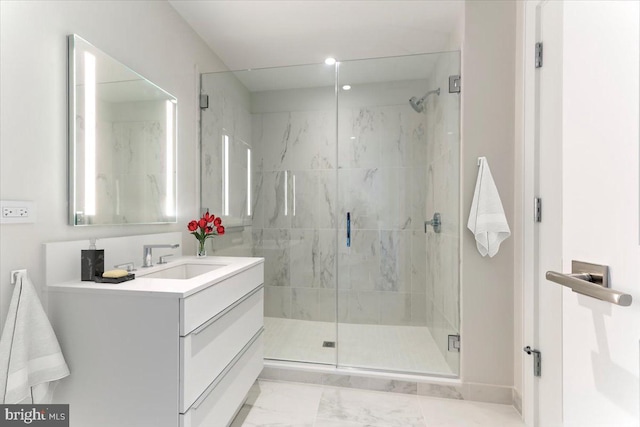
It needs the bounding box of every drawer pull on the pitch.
[192,284,263,335]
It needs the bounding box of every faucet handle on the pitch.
[114,262,136,272]
[158,254,174,264]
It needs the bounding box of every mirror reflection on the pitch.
[68,34,177,226]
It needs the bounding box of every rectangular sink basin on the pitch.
[140,263,226,280]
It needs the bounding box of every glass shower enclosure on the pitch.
[200,52,460,377]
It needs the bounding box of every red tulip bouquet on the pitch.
[188,211,225,257]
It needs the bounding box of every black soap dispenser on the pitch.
[81,238,104,281]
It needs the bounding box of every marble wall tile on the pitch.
[264,285,291,318]
[260,112,294,172]
[411,230,427,295]
[255,229,290,287]
[291,170,336,229]
[262,171,291,229]
[292,288,319,320]
[379,230,411,292]
[317,289,337,322]
[346,291,380,324]
[338,168,381,230]
[289,111,336,170]
[377,167,412,230]
[378,105,410,168]
[338,108,380,169]
[379,292,411,325]
[410,294,427,326]
[338,230,379,292]
[290,229,336,289]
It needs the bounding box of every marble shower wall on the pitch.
[252,78,440,328]
[423,52,461,374]
[250,85,338,322]
[336,79,434,327]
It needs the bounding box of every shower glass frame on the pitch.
[200,51,461,378]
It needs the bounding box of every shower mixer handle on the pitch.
[425,213,442,233]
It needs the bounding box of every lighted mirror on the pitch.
[68,34,177,226]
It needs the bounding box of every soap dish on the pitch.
[94,273,135,284]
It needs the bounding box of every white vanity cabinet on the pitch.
[48,257,264,427]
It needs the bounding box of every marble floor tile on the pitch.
[317,387,426,427]
[232,380,525,427]
[418,395,525,427]
[230,380,323,427]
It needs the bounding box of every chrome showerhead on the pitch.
[409,87,440,113]
[409,96,425,113]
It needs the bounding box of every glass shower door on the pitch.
[336,52,461,376]
[200,63,339,366]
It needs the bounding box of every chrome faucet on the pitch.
[142,243,179,268]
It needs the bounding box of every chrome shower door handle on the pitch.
[346,212,351,247]
[424,212,442,233]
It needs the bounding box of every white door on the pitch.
[560,2,639,426]
[524,1,640,426]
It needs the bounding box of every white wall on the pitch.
[461,0,517,392]
[0,1,226,327]
[561,2,639,425]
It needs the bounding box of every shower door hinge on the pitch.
[448,334,460,352]
[200,94,209,109]
[448,75,461,93]
[535,42,543,68]
[534,197,542,223]
[523,346,542,377]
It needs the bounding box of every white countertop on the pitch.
[47,256,264,298]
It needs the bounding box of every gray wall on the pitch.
[461,0,517,389]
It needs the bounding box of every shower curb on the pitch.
[260,361,514,405]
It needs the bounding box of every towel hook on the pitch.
[10,269,26,286]
[477,156,486,166]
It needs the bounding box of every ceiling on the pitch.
[169,0,464,71]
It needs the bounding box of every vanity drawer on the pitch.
[179,332,263,427]
[180,287,263,412]
[180,263,263,335]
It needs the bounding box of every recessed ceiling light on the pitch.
[342,85,351,91]
[324,57,336,65]
[350,136,356,140]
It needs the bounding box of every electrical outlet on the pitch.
[0,201,36,224]
[2,207,29,218]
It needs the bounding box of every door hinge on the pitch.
[534,197,542,223]
[448,334,460,352]
[535,42,543,68]
[200,94,209,109]
[523,346,542,377]
[448,75,461,93]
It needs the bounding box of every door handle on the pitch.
[346,212,351,247]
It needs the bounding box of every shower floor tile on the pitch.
[230,380,525,427]
[264,317,453,375]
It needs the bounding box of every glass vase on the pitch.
[197,241,207,258]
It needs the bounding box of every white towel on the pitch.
[0,274,70,404]
[467,157,511,257]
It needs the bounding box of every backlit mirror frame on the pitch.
[68,34,177,226]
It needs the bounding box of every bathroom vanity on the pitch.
[48,256,264,427]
